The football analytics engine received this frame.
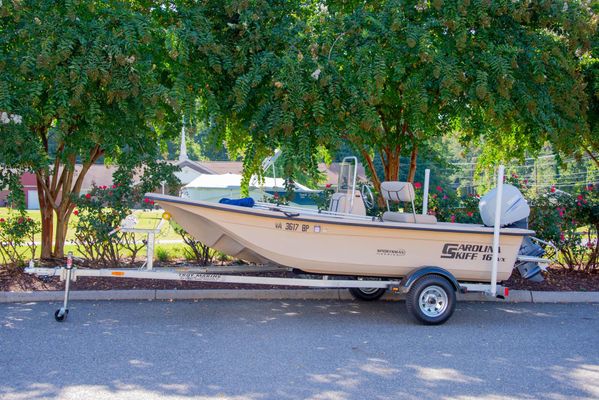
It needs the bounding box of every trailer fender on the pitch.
[399,266,463,294]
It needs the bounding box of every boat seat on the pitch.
[382,211,437,224]
[329,192,348,213]
[380,181,437,224]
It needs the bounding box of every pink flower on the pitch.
[450,215,456,223]
[109,191,113,195]
[587,241,595,249]
[144,198,150,203]
[523,179,528,184]
[512,173,518,178]
[73,210,79,216]
[325,184,332,188]
[149,200,155,205]
[85,193,91,199]
[414,182,422,189]
[550,186,556,193]
[467,211,474,217]
[577,194,584,201]
[443,194,448,200]
[587,184,594,191]
[436,185,443,192]
[18,217,23,223]
[475,194,480,199]
[112,185,117,189]
[273,193,279,199]
[560,232,565,241]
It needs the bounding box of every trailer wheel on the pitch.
[406,275,456,325]
[349,287,386,301]
[54,309,68,322]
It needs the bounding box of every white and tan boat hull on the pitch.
[148,195,532,283]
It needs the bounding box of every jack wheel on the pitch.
[54,309,68,322]
[349,287,386,301]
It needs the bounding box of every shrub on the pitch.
[529,185,598,272]
[173,223,215,265]
[72,184,148,267]
[412,182,482,224]
[0,212,40,272]
[155,246,171,263]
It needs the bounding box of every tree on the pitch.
[580,11,599,166]
[173,0,595,200]
[0,1,175,258]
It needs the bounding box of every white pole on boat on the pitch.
[490,165,505,297]
[422,169,430,215]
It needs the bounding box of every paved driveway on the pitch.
[1,300,598,400]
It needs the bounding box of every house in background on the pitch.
[0,172,38,209]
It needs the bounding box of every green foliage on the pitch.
[172,222,215,265]
[529,185,598,272]
[169,0,596,195]
[0,211,40,270]
[155,247,172,263]
[71,181,154,267]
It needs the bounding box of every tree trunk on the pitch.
[407,143,418,183]
[359,144,401,208]
[36,175,54,259]
[53,212,70,258]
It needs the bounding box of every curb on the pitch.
[1,289,599,304]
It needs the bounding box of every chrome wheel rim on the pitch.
[419,285,448,318]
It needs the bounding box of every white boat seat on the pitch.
[380,181,437,224]
[329,192,348,213]
[380,181,415,202]
[382,211,437,224]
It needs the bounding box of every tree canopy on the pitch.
[0,0,177,257]
[171,0,595,194]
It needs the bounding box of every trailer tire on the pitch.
[406,275,456,325]
[349,287,386,301]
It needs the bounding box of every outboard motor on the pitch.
[479,184,545,282]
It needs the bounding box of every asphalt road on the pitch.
[1,300,598,400]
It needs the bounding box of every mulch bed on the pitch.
[1,262,598,293]
[504,266,599,292]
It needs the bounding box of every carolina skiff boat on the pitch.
[146,158,543,284]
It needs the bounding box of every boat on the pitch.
[146,158,544,284]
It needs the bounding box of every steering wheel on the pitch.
[361,185,375,210]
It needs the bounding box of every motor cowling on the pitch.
[479,184,530,227]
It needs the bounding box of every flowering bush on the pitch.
[412,183,482,224]
[72,184,148,267]
[0,212,40,272]
[529,185,598,272]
